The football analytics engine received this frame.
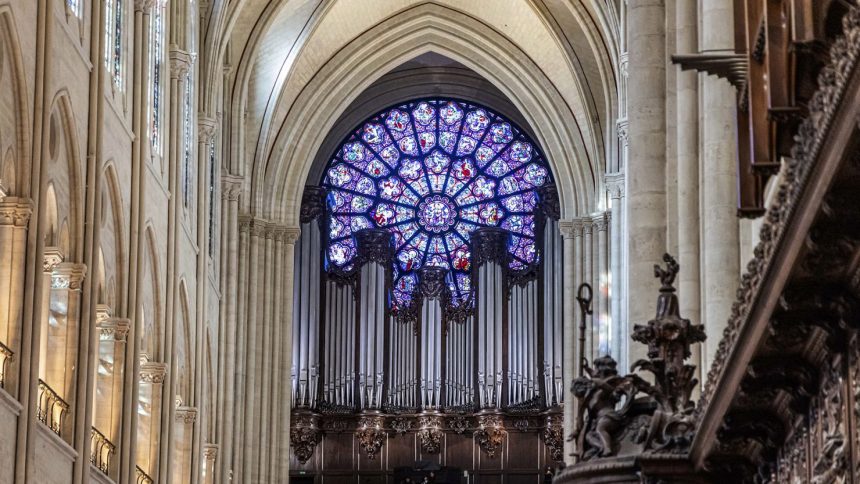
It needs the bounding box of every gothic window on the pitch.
[321,99,551,311]
[182,75,193,208]
[148,6,164,154]
[104,0,123,90]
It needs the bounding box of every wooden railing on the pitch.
[37,379,69,436]
[0,341,12,389]
[135,466,154,484]
[90,427,116,474]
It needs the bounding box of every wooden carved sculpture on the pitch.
[571,253,706,460]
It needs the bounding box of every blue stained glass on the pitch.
[322,99,552,309]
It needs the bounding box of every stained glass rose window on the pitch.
[322,99,552,309]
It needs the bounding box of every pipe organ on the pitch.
[290,187,571,417]
[283,98,615,471]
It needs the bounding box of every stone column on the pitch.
[676,0,701,376]
[202,444,218,484]
[37,248,64,388]
[625,0,667,366]
[0,197,33,395]
[582,220,594,363]
[595,213,610,356]
[558,221,577,465]
[217,176,240,484]
[48,263,87,422]
[93,309,130,474]
[137,359,167,478]
[278,227,300,482]
[605,174,625,367]
[700,0,739,369]
[171,406,198,483]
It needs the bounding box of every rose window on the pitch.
[322,98,552,309]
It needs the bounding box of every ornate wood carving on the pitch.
[300,186,327,224]
[290,413,321,464]
[471,227,508,267]
[475,414,506,458]
[356,415,385,460]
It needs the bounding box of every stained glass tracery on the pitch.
[322,99,552,309]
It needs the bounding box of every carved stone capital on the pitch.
[619,53,629,79]
[197,116,217,144]
[558,219,586,240]
[134,0,157,13]
[592,212,610,232]
[51,262,87,290]
[169,49,192,80]
[0,197,33,227]
[203,443,218,460]
[140,361,168,384]
[98,318,131,342]
[43,247,64,273]
[238,215,251,233]
[174,406,198,424]
[221,175,243,201]
[605,172,625,200]
[281,227,301,245]
[616,118,629,145]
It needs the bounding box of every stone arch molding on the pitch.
[0,3,31,196]
[257,3,595,225]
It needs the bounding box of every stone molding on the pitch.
[0,197,34,227]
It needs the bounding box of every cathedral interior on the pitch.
[0,0,859,482]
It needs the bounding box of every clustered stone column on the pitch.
[171,406,198,483]
[675,0,702,377]
[700,0,740,370]
[232,216,299,482]
[93,306,130,469]
[559,220,578,464]
[217,174,241,484]
[625,0,667,366]
[605,173,625,369]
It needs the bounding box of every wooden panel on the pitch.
[445,432,474,468]
[387,433,416,467]
[323,433,355,470]
[506,432,540,470]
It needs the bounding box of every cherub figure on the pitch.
[571,355,637,459]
